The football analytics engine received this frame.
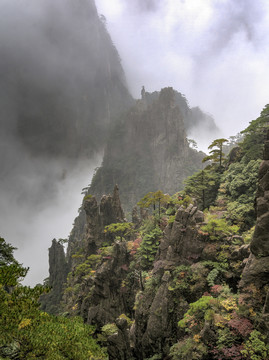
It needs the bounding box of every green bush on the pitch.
[178,296,215,329]
[201,214,239,240]
[101,323,118,337]
[0,237,107,360]
[241,330,269,360]
[138,227,162,270]
[170,337,207,360]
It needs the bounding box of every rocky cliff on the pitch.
[89,87,208,210]
[41,239,69,314]
[43,108,269,359]
[46,184,253,358]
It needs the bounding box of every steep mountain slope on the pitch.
[89,87,209,210]
[42,106,269,359]
[0,0,133,281]
[0,0,132,158]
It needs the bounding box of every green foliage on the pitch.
[201,214,239,240]
[143,271,162,290]
[99,245,114,256]
[118,313,133,327]
[101,323,118,336]
[137,227,162,270]
[178,296,215,328]
[0,263,29,287]
[104,222,134,241]
[15,315,107,359]
[226,201,255,231]
[243,226,255,244]
[83,194,93,200]
[183,169,220,210]
[240,104,269,162]
[140,217,156,235]
[0,237,107,360]
[224,160,261,203]
[169,193,192,209]
[207,268,219,287]
[0,237,17,265]
[0,237,29,287]
[168,214,176,224]
[202,260,229,272]
[202,138,228,169]
[170,337,208,360]
[241,330,269,360]
[138,190,171,225]
[224,160,260,202]
[222,159,260,230]
[74,254,101,279]
[168,265,192,293]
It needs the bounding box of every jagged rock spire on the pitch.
[112,184,125,222]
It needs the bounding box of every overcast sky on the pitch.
[96,0,269,140]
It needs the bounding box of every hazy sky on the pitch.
[96,0,269,139]
[0,152,101,285]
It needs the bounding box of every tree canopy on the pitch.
[183,169,220,210]
[202,138,228,169]
[104,222,134,241]
[0,236,107,359]
[240,104,269,162]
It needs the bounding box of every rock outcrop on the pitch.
[132,205,207,359]
[41,239,68,314]
[159,204,205,265]
[107,317,134,360]
[43,185,126,315]
[59,186,134,323]
[86,241,131,327]
[83,184,125,256]
[89,88,209,211]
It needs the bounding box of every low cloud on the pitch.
[96,0,269,139]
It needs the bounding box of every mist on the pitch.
[96,0,269,147]
[1,0,269,285]
[0,0,126,285]
[0,138,102,285]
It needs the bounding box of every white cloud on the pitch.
[96,0,269,139]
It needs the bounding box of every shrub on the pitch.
[241,330,269,360]
[201,214,239,241]
[101,323,118,337]
[170,337,208,360]
[137,227,162,270]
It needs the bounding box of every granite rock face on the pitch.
[86,241,131,327]
[83,185,125,256]
[107,317,134,360]
[41,239,68,314]
[132,205,206,359]
[158,204,205,266]
[89,87,208,211]
[43,185,126,315]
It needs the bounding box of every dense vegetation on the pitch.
[2,105,269,359]
[0,237,107,359]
